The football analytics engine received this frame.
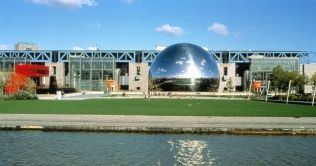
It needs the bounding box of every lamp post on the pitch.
[286,80,292,104]
[247,79,253,100]
[312,85,316,107]
[265,80,270,102]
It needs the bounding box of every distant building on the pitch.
[15,42,38,51]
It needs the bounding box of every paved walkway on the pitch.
[1,114,316,135]
[37,91,249,100]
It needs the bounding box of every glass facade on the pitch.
[69,57,114,91]
[248,56,299,90]
[149,43,219,92]
[0,57,28,83]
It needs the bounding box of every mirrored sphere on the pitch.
[149,43,219,91]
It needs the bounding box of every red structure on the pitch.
[4,64,48,95]
[252,80,262,92]
[15,64,49,77]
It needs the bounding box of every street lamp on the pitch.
[312,85,316,106]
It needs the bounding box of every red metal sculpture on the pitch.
[4,64,48,95]
[15,64,49,77]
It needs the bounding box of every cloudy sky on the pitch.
[0,0,316,51]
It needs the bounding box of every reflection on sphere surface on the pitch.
[149,43,219,91]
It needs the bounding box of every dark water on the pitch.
[0,131,315,166]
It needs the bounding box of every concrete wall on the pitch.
[302,63,316,78]
[218,63,236,92]
[43,63,65,88]
[128,63,149,93]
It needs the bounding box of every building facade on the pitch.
[0,44,313,93]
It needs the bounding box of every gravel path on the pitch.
[1,114,316,134]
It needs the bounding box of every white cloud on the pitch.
[72,46,83,50]
[72,46,98,50]
[31,0,96,9]
[185,59,194,64]
[176,61,184,65]
[87,46,97,50]
[207,22,229,36]
[0,44,10,50]
[201,59,206,66]
[156,24,184,36]
[158,68,167,73]
[155,45,166,51]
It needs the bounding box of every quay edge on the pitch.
[1,125,316,136]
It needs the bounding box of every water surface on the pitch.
[0,131,315,165]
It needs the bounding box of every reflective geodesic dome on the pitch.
[149,43,219,91]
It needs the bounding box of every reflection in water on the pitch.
[168,140,214,165]
[1,131,316,165]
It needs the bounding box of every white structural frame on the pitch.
[0,50,311,63]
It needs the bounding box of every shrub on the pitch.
[289,94,298,101]
[5,90,38,100]
[273,94,314,102]
[272,95,284,100]
[2,77,38,100]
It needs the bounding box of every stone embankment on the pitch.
[1,114,316,135]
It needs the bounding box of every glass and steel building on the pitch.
[0,43,312,92]
[0,57,28,83]
[69,56,114,91]
[247,55,299,91]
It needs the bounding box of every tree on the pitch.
[271,65,306,94]
[0,81,4,96]
[3,73,37,100]
[209,78,219,94]
[271,65,288,92]
[289,72,307,94]
[4,73,28,95]
[311,72,316,86]
[226,77,234,98]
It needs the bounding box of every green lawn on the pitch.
[0,99,315,117]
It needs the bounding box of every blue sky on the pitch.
[0,0,316,51]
